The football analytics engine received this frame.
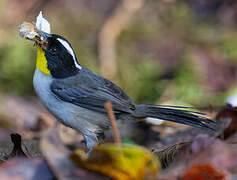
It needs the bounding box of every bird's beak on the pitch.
[19,21,51,50]
[35,31,51,50]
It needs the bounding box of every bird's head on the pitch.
[19,12,81,78]
[36,33,81,78]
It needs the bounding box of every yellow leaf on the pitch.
[71,144,160,180]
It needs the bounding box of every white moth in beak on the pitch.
[19,11,51,40]
[36,11,51,34]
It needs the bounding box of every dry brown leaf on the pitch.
[0,158,54,180]
[40,127,108,180]
[182,164,227,180]
[158,136,237,179]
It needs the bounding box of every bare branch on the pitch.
[104,101,122,145]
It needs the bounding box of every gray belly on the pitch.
[33,68,110,135]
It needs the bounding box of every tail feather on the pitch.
[147,104,207,115]
[134,104,216,130]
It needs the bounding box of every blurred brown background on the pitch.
[0,0,237,133]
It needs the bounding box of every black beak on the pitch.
[34,30,52,49]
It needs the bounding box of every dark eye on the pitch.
[51,48,57,55]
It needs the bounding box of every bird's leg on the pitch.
[84,134,99,153]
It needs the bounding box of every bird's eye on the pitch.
[51,48,57,55]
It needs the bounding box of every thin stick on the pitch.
[104,101,122,145]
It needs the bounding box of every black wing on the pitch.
[50,68,135,114]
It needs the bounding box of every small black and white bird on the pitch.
[20,13,216,151]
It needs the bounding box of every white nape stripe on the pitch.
[57,38,82,69]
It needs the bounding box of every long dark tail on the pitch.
[133,104,216,130]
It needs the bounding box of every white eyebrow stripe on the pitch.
[57,38,82,69]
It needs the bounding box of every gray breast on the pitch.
[33,68,110,135]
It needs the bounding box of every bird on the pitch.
[20,18,216,151]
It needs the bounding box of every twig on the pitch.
[104,101,122,145]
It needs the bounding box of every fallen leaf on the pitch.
[0,133,41,162]
[71,144,160,180]
[216,106,237,139]
[154,142,190,169]
[158,136,237,179]
[8,133,27,158]
[182,164,227,180]
[0,157,54,180]
[40,126,108,180]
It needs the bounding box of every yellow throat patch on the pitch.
[36,47,50,75]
